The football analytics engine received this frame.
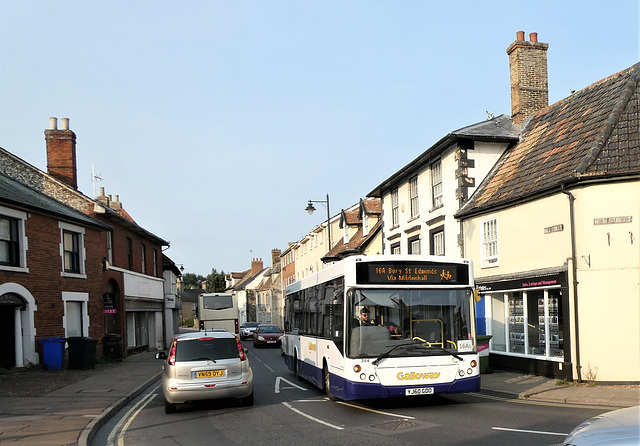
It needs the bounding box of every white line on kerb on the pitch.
[282,402,344,430]
[492,427,568,437]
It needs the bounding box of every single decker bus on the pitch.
[282,255,479,400]
[198,292,239,334]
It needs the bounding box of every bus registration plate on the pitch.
[405,387,434,396]
[195,370,224,379]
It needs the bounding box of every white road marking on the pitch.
[336,400,415,419]
[282,402,344,430]
[275,376,307,393]
[107,384,160,446]
[492,426,567,436]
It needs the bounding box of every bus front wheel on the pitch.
[323,363,336,401]
[294,353,301,381]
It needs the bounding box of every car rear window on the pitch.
[175,337,239,361]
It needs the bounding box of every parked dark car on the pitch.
[252,324,282,348]
[240,322,260,340]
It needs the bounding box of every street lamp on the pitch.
[305,194,332,250]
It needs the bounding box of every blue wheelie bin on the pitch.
[40,337,66,370]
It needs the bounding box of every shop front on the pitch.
[477,267,572,379]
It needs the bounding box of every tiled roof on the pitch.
[322,221,381,262]
[457,63,640,218]
[0,172,110,230]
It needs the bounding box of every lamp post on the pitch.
[305,194,332,250]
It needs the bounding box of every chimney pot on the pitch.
[49,117,58,130]
[529,32,538,43]
[61,118,70,130]
[100,187,105,196]
[516,31,525,41]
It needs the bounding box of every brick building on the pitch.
[0,172,110,368]
[0,117,170,359]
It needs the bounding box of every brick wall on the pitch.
[0,210,106,355]
[507,31,549,126]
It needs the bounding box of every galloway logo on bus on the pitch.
[397,371,441,381]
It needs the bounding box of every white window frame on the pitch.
[59,221,86,278]
[409,176,419,219]
[62,291,90,337]
[363,214,370,237]
[343,224,349,244]
[432,230,445,256]
[408,236,421,255]
[431,160,443,209]
[481,216,499,267]
[391,188,399,226]
[0,206,28,273]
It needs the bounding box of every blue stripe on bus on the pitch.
[284,353,480,400]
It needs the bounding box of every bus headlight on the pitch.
[369,375,375,381]
[360,373,366,380]
[467,368,473,375]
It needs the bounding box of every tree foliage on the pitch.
[181,269,226,292]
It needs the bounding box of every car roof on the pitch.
[174,330,237,341]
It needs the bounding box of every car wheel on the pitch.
[324,363,336,401]
[239,391,254,407]
[164,399,176,414]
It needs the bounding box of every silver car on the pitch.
[156,330,254,413]
[240,322,260,340]
[563,406,639,445]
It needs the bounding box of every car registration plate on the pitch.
[405,387,434,396]
[267,340,276,343]
[194,370,224,379]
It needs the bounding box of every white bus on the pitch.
[198,293,239,334]
[282,255,479,400]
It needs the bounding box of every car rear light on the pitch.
[236,336,246,360]
[168,339,177,366]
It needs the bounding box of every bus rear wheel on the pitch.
[323,363,336,401]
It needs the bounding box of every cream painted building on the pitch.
[287,198,382,282]
[457,62,640,383]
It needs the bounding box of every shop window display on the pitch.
[490,288,563,359]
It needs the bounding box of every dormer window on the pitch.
[363,214,370,236]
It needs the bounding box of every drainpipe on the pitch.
[561,184,582,382]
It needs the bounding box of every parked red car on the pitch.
[252,324,282,348]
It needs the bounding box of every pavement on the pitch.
[0,353,637,446]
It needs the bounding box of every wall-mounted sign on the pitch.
[544,224,564,234]
[594,216,632,225]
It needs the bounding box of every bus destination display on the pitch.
[356,261,470,286]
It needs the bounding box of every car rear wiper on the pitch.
[189,357,217,362]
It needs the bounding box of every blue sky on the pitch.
[1,1,638,275]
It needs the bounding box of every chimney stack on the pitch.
[251,258,263,275]
[271,249,282,266]
[506,31,549,126]
[45,117,78,189]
